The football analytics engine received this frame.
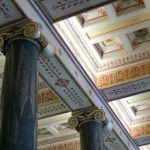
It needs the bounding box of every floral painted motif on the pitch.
[97,61,150,89]
[55,78,70,87]
[95,37,124,55]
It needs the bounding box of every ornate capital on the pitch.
[68,108,107,131]
[0,21,55,56]
[0,37,4,51]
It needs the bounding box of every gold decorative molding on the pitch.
[98,50,150,72]
[23,22,40,38]
[96,61,150,89]
[68,108,106,130]
[39,89,59,105]
[130,123,150,139]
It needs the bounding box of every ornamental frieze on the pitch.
[38,131,128,149]
[96,61,150,89]
[130,123,150,139]
[39,90,59,104]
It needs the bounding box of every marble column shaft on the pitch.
[0,38,40,150]
[80,120,104,150]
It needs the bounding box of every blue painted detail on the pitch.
[103,77,150,101]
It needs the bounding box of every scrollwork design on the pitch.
[68,108,106,130]
[23,22,40,38]
[93,110,105,121]
[0,21,55,56]
[68,117,79,129]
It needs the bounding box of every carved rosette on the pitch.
[68,108,107,131]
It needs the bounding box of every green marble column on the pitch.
[68,108,106,150]
[80,120,104,150]
[0,37,40,150]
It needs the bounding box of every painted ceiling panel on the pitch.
[39,56,93,111]
[102,77,150,100]
[0,0,25,27]
[34,0,117,22]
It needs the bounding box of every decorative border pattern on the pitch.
[98,50,150,72]
[39,56,93,111]
[102,77,150,101]
[38,133,79,147]
[38,130,128,149]
[130,123,150,139]
[97,61,150,89]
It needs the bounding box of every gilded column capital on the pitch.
[0,21,55,56]
[0,37,4,51]
[68,108,107,131]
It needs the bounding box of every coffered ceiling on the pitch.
[53,0,150,148]
[0,0,150,149]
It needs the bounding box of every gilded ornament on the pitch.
[0,21,55,57]
[0,37,4,49]
[68,117,79,129]
[23,22,39,38]
[68,108,107,130]
[93,109,105,121]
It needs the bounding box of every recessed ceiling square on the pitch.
[113,0,145,16]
